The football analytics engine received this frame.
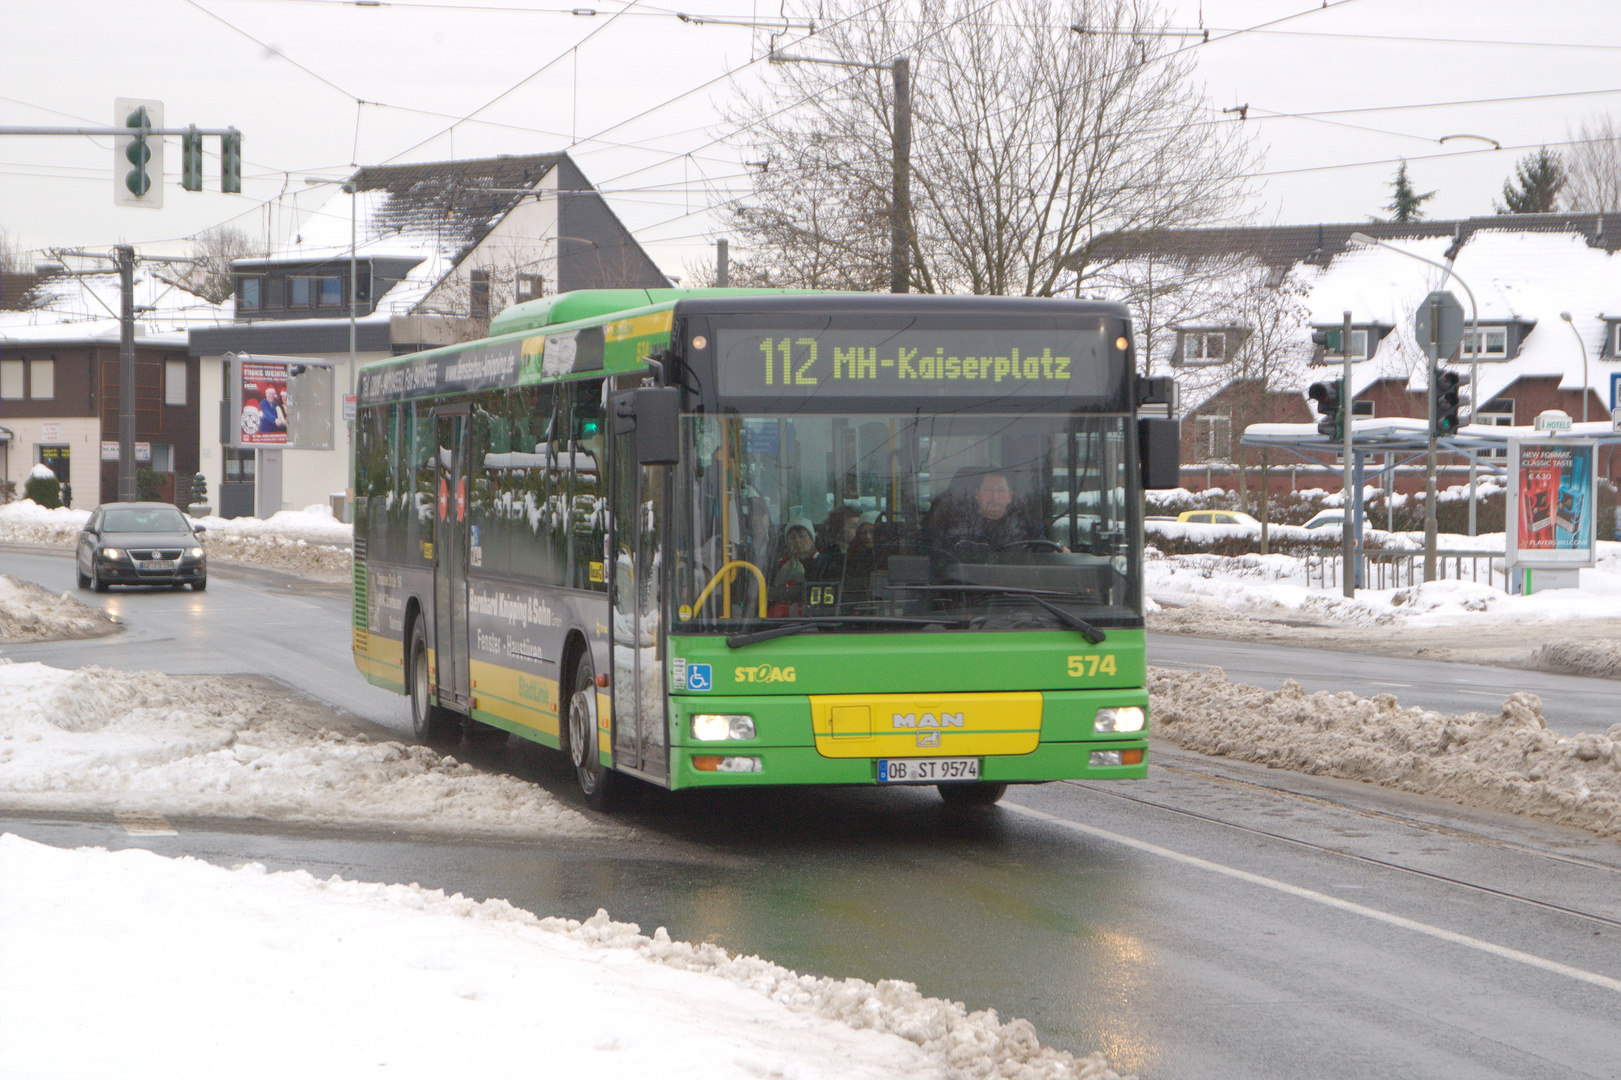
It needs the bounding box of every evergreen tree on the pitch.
[1383,161,1436,222]
[1495,147,1566,214]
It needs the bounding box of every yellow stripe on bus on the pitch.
[604,309,673,344]
[807,692,1042,758]
[468,658,562,736]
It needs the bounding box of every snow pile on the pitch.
[1525,638,1621,680]
[0,576,121,643]
[0,498,90,546]
[200,531,352,580]
[193,504,354,545]
[0,662,608,840]
[0,836,1127,1080]
[1148,666,1621,839]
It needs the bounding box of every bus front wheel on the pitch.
[408,621,455,745]
[938,782,1007,808]
[567,657,617,811]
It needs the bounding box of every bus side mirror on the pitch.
[1138,418,1181,490]
[613,388,681,465]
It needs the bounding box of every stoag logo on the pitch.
[734,664,796,683]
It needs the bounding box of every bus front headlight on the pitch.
[1094,706,1144,733]
[691,714,755,741]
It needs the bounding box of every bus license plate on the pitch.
[877,758,980,784]
[138,560,175,571]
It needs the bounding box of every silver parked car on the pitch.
[76,503,208,592]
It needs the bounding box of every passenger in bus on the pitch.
[933,469,1056,552]
[812,506,862,580]
[767,517,817,617]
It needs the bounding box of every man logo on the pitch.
[890,712,964,729]
[916,731,941,748]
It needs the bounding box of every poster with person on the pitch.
[1507,440,1594,565]
[240,362,289,445]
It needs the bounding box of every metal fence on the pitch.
[1303,549,1507,590]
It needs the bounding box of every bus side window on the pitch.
[570,378,607,591]
[409,400,436,562]
[469,392,506,577]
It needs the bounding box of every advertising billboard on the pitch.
[1506,439,1596,567]
[239,361,289,445]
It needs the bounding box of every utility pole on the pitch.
[770,51,911,292]
[1424,295,1441,582]
[716,238,729,286]
[1341,310,1355,598]
[889,57,911,294]
[116,245,137,502]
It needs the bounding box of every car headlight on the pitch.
[188,547,205,559]
[691,714,755,741]
[100,548,126,561]
[1094,706,1145,733]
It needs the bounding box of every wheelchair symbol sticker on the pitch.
[686,663,712,691]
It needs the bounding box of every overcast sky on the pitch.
[2,0,1617,280]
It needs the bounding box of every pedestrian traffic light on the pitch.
[221,129,242,194]
[181,125,203,192]
[124,106,154,197]
[1435,368,1468,435]
[1308,378,1344,440]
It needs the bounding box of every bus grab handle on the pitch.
[689,561,768,620]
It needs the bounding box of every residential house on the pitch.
[1,269,224,507]
[1089,214,1621,493]
[189,152,669,518]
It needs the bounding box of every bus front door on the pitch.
[610,422,668,780]
[433,410,471,713]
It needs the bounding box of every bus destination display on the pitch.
[713,328,1117,399]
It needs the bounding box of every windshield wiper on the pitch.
[890,584,1108,645]
[725,615,946,649]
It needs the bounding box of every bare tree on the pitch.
[182,225,264,304]
[1564,112,1621,213]
[720,0,1258,295]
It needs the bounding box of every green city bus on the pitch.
[352,289,1178,808]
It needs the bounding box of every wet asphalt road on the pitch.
[4,546,1620,1078]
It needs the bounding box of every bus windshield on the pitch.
[672,412,1141,634]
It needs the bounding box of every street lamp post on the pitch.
[1559,312,1590,423]
[1349,233,1483,556]
[770,51,911,293]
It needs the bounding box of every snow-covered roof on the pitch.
[1092,217,1621,411]
[0,268,228,344]
[246,154,567,316]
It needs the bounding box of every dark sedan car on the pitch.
[76,503,208,592]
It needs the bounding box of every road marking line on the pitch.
[114,811,177,836]
[1006,802,1621,994]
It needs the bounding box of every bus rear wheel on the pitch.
[567,657,616,811]
[408,621,455,745]
[938,782,1007,808]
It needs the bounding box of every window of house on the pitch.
[29,359,54,399]
[1612,323,1621,356]
[1352,400,1374,417]
[1193,414,1231,463]
[0,359,23,399]
[1320,328,1370,360]
[516,272,544,303]
[238,277,263,311]
[1462,327,1508,359]
[1477,397,1514,459]
[224,447,256,482]
[165,360,187,406]
[317,275,344,308]
[290,276,312,307]
[150,444,174,473]
[39,445,70,480]
[470,269,491,319]
[1182,330,1227,364]
[266,275,286,309]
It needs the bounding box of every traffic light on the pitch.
[1308,378,1344,440]
[221,129,242,194]
[124,106,153,197]
[1434,368,1468,435]
[181,125,203,191]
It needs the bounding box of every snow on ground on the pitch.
[0,499,352,581]
[0,837,1125,1080]
[0,662,606,840]
[1148,666,1621,840]
[0,575,120,643]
